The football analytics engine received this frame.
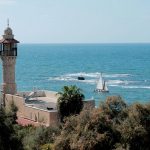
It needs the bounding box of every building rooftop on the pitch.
[17,90,59,112]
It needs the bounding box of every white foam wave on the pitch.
[49,76,77,81]
[48,75,149,89]
[65,72,131,78]
[121,86,150,89]
[108,84,120,87]
[48,73,134,86]
[105,74,130,78]
[80,80,96,84]
[66,72,100,78]
[107,80,136,85]
[48,76,96,84]
[107,80,124,84]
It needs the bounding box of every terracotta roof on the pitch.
[0,38,19,44]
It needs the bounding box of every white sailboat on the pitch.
[95,73,109,92]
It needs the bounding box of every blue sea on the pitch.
[0,43,150,106]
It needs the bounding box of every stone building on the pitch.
[5,90,59,126]
[0,23,95,126]
[0,23,59,126]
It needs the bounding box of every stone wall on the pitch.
[5,94,25,117]
[24,105,58,126]
[17,90,45,97]
[4,93,95,126]
[5,94,58,126]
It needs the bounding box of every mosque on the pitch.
[0,23,95,126]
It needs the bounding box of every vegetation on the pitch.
[0,102,60,150]
[0,94,150,150]
[57,85,84,122]
[54,96,150,150]
[0,102,23,150]
[21,125,60,150]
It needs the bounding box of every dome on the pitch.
[4,27,13,35]
[3,26,14,39]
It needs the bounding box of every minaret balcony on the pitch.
[0,48,17,56]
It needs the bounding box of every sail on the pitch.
[96,74,103,90]
[95,73,109,92]
[103,80,109,91]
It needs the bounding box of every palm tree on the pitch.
[57,85,84,122]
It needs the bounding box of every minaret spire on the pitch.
[7,18,9,27]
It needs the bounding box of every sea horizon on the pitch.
[20,42,150,45]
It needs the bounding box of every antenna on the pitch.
[7,18,9,27]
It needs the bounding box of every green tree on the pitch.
[57,85,84,122]
[116,103,150,150]
[0,105,23,150]
[54,96,150,150]
[0,108,11,150]
[100,96,127,124]
[54,109,119,150]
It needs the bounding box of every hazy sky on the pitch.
[0,0,150,43]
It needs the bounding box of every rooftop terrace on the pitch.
[17,90,59,112]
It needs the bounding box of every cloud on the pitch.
[0,0,16,5]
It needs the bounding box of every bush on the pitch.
[40,143,54,150]
[22,125,60,150]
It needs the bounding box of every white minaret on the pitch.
[0,21,19,99]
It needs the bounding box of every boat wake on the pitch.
[48,76,96,84]
[48,72,148,89]
[66,72,100,78]
[65,72,130,78]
